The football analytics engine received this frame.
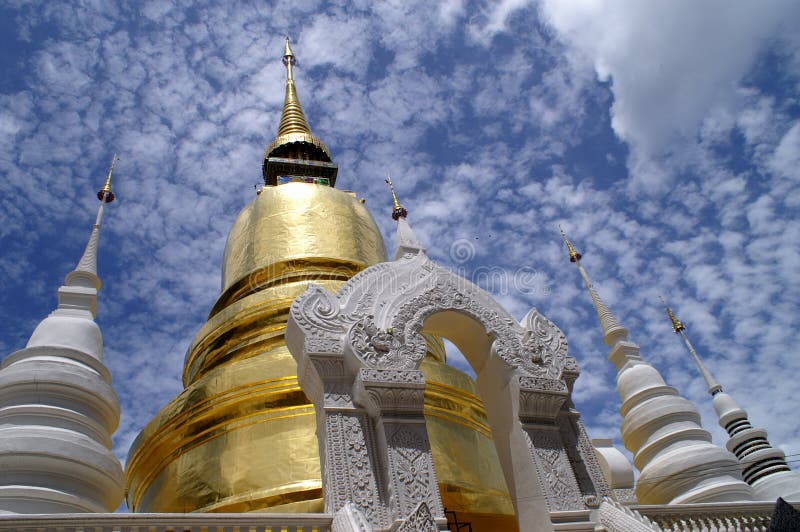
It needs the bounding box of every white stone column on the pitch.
[298,352,387,528]
[353,369,445,531]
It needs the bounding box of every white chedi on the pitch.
[560,230,754,504]
[0,176,124,513]
[712,389,800,501]
[666,304,800,501]
[614,359,752,503]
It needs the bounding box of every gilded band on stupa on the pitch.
[125,39,517,529]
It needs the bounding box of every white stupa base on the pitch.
[751,470,800,501]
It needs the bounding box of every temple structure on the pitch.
[124,38,519,530]
[558,230,755,505]
[663,303,800,501]
[0,157,124,513]
[0,39,797,532]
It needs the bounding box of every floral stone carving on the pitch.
[286,244,606,530]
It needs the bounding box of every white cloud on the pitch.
[538,0,800,192]
[770,121,800,180]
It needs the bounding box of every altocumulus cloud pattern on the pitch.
[0,2,799,510]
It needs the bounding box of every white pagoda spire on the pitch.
[663,302,800,501]
[560,229,754,504]
[386,176,424,259]
[0,155,124,513]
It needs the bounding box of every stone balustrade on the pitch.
[636,501,779,531]
[0,513,333,532]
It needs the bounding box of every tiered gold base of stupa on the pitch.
[125,185,516,530]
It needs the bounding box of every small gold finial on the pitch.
[273,37,313,139]
[263,35,335,186]
[283,36,296,80]
[559,226,582,262]
[661,297,685,333]
[96,153,118,203]
[385,176,407,220]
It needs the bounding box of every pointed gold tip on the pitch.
[559,226,582,262]
[282,36,296,74]
[274,36,310,138]
[97,153,117,203]
[263,35,334,182]
[385,176,407,220]
[660,297,685,333]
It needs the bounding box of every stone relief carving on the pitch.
[323,381,354,408]
[349,315,410,369]
[332,502,373,532]
[359,368,425,384]
[519,376,568,392]
[518,376,569,423]
[556,413,598,506]
[291,284,347,340]
[522,309,569,379]
[525,429,584,511]
[291,257,575,382]
[387,424,442,518]
[355,369,426,418]
[287,244,600,530]
[325,412,386,527]
[562,410,611,501]
[612,488,637,505]
[394,501,440,532]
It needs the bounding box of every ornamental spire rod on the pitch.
[661,299,722,395]
[263,37,335,186]
[662,298,684,333]
[72,154,118,282]
[97,153,118,203]
[276,36,312,138]
[559,225,582,262]
[385,176,408,220]
[385,176,423,258]
[559,227,627,346]
[283,36,295,81]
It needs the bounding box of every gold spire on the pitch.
[263,37,336,186]
[661,298,685,333]
[385,176,408,220]
[559,226,582,262]
[662,299,722,395]
[561,228,627,346]
[72,155,119,285]
[96,153,118,203]
[283,36,295,79]
[275,37,312,138]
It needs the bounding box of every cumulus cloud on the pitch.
[538,0,800,192]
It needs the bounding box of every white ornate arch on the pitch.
[286,230,608,532]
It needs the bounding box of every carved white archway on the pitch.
[286,228,609,531]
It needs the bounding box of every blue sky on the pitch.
[1,0,799,507]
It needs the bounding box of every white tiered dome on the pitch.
[0,176,124,513]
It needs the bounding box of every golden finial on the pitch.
[385,176,407,220]
[282,36,296,80]
[262,36,335,186]
[559,226,582,262]
[273,37,314,140]
[660,297,685,333]
[96,153,118,203]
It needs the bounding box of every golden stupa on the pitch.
[125,38,517,530]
